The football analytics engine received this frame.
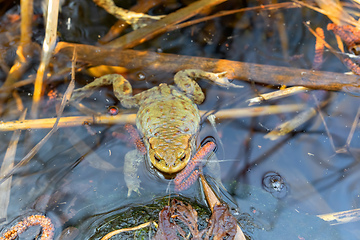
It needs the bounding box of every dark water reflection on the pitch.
[1,0,360,239]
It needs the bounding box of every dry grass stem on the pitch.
[170,2,301,32]
[317,208,360,225]
[105,0,228,48]
[100,221,152,240]
[247,86,309,106]
[20,0,33,46]
[31,0,60,118]
[312,94,338,152]
[0,0,39,114]
[213,104,306,120]
[264,107,317,140]
[274,8,289,60]
[12,90,24,112]
[0,115,136,131]
[327,106,360,154]
[345,107,360,147]
[294,0,360,28]
[0,105,305,131]
[0,110,26,220]
[0,78,34,93]
[315,0,355,26]
[54,42,360,91]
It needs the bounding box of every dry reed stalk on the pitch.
[54,42,360,91]
[0,49,77,184]
[0,0,37,114]
[0,110,26,220]
[211,104,306,119]
[247,86,309,106]
[0,105,305,131]
[200,175,246,240]
[0,78,34,93]
[317,208,360,225]
[294,0,360,28]
[105,0,228,48]
[20,0,33,46]
[170,2,300,32]
[274,9,289,60]
[264,107,317,140]
[31,0,60,118]
[12,90,24,112]
[0,115,136,131]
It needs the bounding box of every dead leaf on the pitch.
[154,199,237,239]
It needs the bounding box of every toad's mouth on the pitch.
[148,148,191,175]
[151,160,188,174]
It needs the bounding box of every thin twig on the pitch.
[312,93,337,151]
[345,107,360,147]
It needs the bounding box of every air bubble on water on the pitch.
[137,72,146,80]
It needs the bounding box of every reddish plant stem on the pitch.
[175,142,216,191]
[1,215,54,240]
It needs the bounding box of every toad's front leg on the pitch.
[71,74,139,108]
[174,69,243,104]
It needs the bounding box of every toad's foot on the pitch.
[124,149,144,197]
[70,74,139,108]
[174,69,243,104]
[210,72,244,89]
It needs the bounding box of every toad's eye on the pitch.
[179,153,186,161]
[154,154,161,162]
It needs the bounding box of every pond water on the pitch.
[0,0,359,239]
